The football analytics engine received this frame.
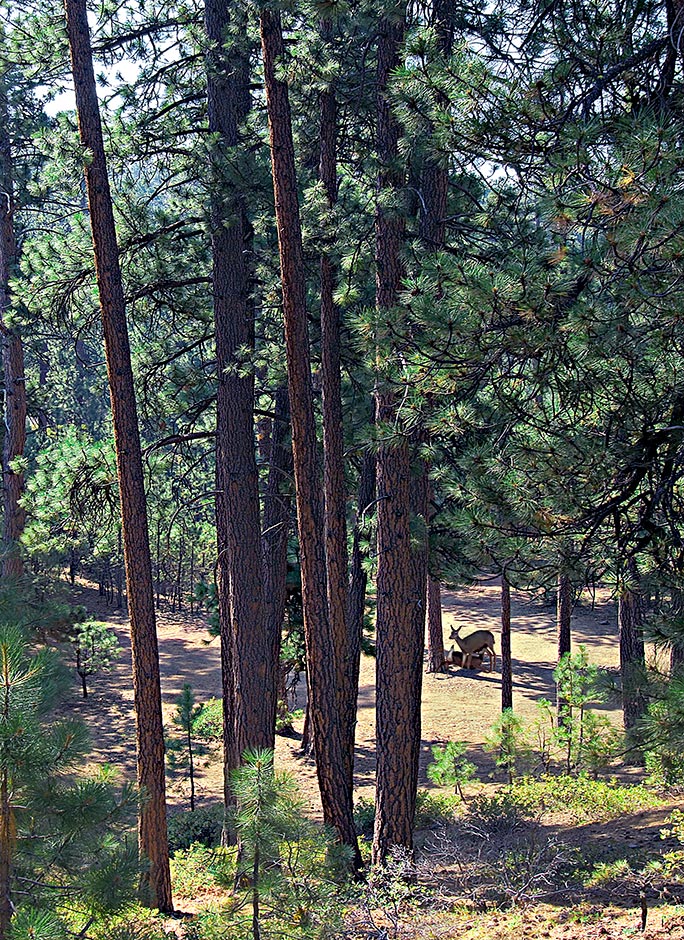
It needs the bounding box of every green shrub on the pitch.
[484,709,532,782]
[275,706,303,734]
[464,788,539,834]
[170,843,233,898]
[192,698,223,741]
[584,858,631,887]
[354,790,461,836]
[354,796,375,837]
[84,908,168,940]
[426,741,477,798]
[414,789,461,828]
[168,805,224,851]
[513,774,660,821]
[644,690,684,786]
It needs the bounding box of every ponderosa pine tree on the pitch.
[318,10,359,799]
[204,0,273,797]
[426,576,444,673]
[259,3,360,868]
[373,1,425,864]
[0,74,26,581]
[63,0,172,912]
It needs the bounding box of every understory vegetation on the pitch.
[8,588,684,939]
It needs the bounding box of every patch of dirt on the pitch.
[63,577,666,815]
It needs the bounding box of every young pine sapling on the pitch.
[72,620,120,698]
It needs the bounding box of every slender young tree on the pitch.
[204,0,273,791]
[63,0,172,912]
[260,4,360,867]
[373,3,424,864]
[0,79,26,581]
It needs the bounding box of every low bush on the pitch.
[463,788,539,835]
[354,790,461,837]
[513,773,660,821]
[170,843,233,898]
[191,698,223,741]
[414,790,461,829]
[168,804,224,852]
[354,796,375,837]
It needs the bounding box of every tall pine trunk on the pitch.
[417,3,450,680]
[63,0,172,912]
[372,6,423,864]
[0,84,26,581]
[556,571,572,722]
[557,572,572,661]
[262,386,292,728]
[619,557,646,734]
[501,575,513,710]
[204,0,272,787]
[426,577,444,673]
[260,7,360,868]
[319,16,358,793]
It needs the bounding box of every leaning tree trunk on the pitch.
[372,6,423,866]
[204,0,272,788]
[260,7,360,869]
[501,574,513,711]
[0,84,26,581]
[63,0,172,912]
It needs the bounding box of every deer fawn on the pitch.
[450,625,496,672]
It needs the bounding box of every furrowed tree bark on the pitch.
[418,3,450,680]
[426,577,444,673]
[262,386,292,728]
[319,14,357,793]
[556,571,572,723]
[373,5,423,865]
[63,0,172,912]
[204,0,272,787]
[260,7,360,868]
[0,84,26,581]
[348,452,375,654]
[501,574,512,710]
[619,557,646,734]
[557,572,572,661]
[670,587,684,673]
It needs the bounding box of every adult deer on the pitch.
[450,625,496,672]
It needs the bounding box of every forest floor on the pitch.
[59,577,684,939]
